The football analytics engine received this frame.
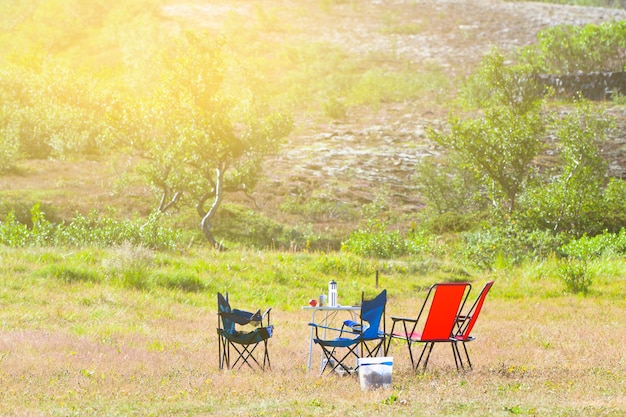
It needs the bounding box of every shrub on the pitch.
[0,205,182,250]
[559,229,626,259]
[558,259,592,294]
[457,224,566,269]
[520,20,626,73]
[213,203,289,249]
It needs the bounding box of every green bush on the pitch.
[341,225,408,259]
[457,224,567,269]
[559,229,626,259]
[558,259,592,294]
[0,205,182,250]
[519,20,626,73]
[213,203,289,249]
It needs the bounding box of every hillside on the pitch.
[2,0,626,241]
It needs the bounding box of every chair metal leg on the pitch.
[451,342,463,370]
[415,342,435,371]
[461,342,472,369]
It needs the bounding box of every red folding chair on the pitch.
[385,282,471,371]
[452,281,494,370]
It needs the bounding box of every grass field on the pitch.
[1,247,624,416]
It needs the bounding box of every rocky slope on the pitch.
[249,0,626,230]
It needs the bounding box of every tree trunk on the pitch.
[200,168,224,249]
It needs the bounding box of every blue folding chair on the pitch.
[217,292,273,371]
[309,289,387,375]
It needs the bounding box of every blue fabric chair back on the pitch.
[218,292,236,334]
[361,289,386,340]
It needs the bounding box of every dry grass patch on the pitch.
[0,280,624,416]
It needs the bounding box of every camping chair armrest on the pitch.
[388,316,418,338]
[261,308,272,326]
[390,316,417,323]
[308,322,358,338]
[219,310,259,326]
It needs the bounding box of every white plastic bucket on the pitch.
[357,356,393,390]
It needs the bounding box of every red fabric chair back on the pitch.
[457,281,494,341]
[421,283,470,340]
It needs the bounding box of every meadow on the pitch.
[2,0,626,415]
[1,246,624,416]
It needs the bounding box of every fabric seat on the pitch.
[385,282,470,371]
[452,281,494,369]
[310,289,387,375]
[217,292,273,371]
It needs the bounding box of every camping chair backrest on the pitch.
[217,292,235,334]
[218,292,263,334]
[360,289,387,339]
[457,281,494,341]
[421,283,470,340]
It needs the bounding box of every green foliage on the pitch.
[103,242,154,290]
[341,220,409,259]
[0,205,181,250]
[459,49,544,113]
[559,229,626,259]
[415,155,486,216]
[427,51,547,218]
[602,178,626,231]
[0,63,114,159]
[430,106,544,213]
[0,211,29,246]
[323,95,348,120]
[558,259,592,294]
[519,20,626,73]
[0,102,21,172]
[518,100,613,236]
[212,203,290,249]
[341,197,442,259]
[153,271,206,293]
[342,197,404,259]
[457,224,567,269]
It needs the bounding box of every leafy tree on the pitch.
[420,49,545,218]
[117,31,292,247]
[519,100,613,235]
[429,106,544,213]
[459,48,543,113]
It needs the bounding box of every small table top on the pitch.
[302,305,361,311]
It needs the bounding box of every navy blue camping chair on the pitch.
[217,292,273,371]
[309,289,387,375]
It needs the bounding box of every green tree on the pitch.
[429,106,544,213]
[519,100,613,235]
[118,31,292,247]
[459,48,543,113]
